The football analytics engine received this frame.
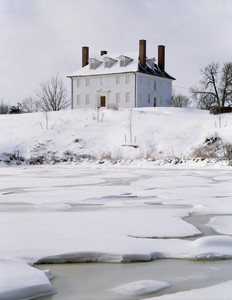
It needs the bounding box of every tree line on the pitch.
[0,73,70,114]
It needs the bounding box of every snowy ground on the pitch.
[1,108,232,165]
[1,108,232,298]
[1,165,232,299]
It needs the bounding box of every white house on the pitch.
[68,40,175,109]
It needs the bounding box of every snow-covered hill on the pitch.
[0,107,232,166]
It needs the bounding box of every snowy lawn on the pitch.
[1,107,232,165]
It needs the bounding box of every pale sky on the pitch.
[0,0,232,105]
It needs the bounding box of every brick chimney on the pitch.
[139,39,146,68]
[100,50,107,56]
[158,45,165,72]
[82,46,89,67]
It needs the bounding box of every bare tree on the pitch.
[21,97,39,113]
[171,93,190,107]
[35,73,70,111]
[0,99,9,114]
[190,62,232,109]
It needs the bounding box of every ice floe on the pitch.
[0,259,54,300]
[110,279,170,296]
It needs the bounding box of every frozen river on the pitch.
[1,165,232,299]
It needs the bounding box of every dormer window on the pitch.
[103,57,117,68]
[146,57,156,70]
[89,58,102,70]
[118,55,133,67]
[120,60,125,67]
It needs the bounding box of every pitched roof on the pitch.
[68,52,175,80]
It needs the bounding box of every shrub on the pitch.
[192,137,221,159]
[8,103,23,114]
[210,106,232,115]
[223,143,232,161]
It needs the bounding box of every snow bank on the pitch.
[208,216,232,235]
[1,209,232,263]
[1,107,232,165]
[145,280,232,300]
[0,259,54,300]
[0,209,201,263]
[110,280,169,296]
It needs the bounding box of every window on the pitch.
[116,75,120,85]
[160,80,163,88]
[100,77,105,86]
[154,80,156,91]
[148,78,151,86]
[160,96,163,105]
[86,94,90,105]
[120,60,125,67]
[126,75,130,84]
[89,58,102,70]
[140,76,143,85]
[118,55,133,67]
[77,95,81,105]
[77,78,81,88]
[86,78,90,87]
[140,92,143,103]
[126,91,130,103]
[116,92,120,103]
[105,61,109,68]
[148,94,151,104]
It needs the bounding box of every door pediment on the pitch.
[96,88,109,93]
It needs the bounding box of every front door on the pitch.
[100,96,106,107]
[154,97,157,107]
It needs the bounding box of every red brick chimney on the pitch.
[100,50,107,56]
[82,46,89,67]
[139,40,146,68]
[158,45,165,72]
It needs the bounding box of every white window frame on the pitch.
[116,75,120,85]
[77,95,81,105]
[126,91,130,103]
[86,94,90,105]
[100,77,105,86]
[90,62,95,69]
[120,60,125,67]
[86,78,90,87]
[77,78,81,88]
[116,92,120,103]
[126,75,130,84]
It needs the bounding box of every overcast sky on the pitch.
[0,0,232,105]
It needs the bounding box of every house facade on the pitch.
[68,40,175,109]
